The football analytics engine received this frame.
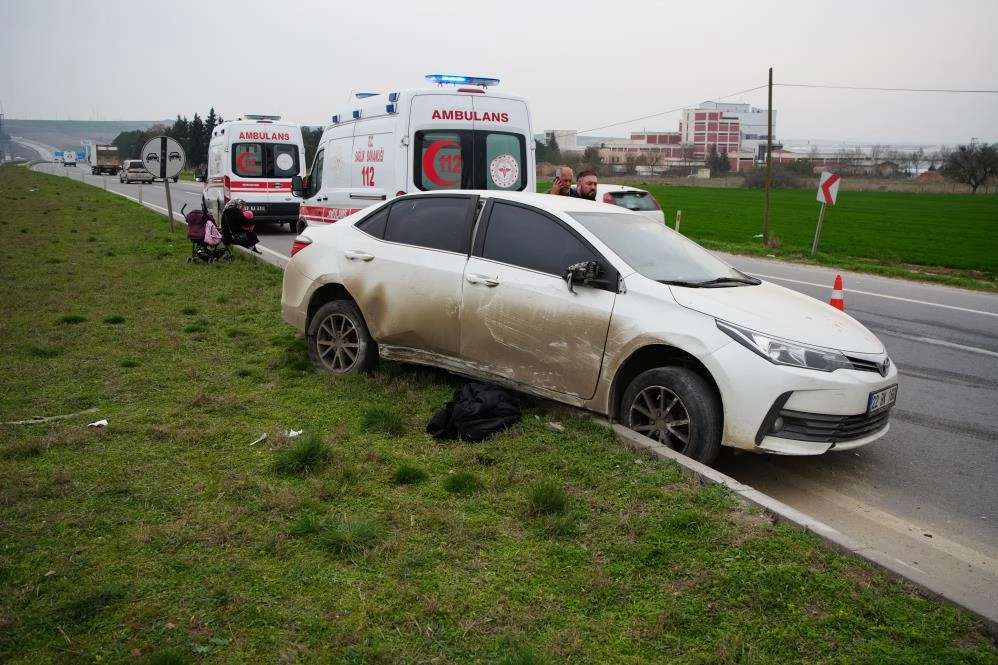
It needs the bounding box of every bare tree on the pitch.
[941,140,998,193]
[908,147,926,177]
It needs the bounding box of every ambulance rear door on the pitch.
[407,91,531,194]
[228,124,303,223]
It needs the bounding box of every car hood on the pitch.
[669,280,884,354]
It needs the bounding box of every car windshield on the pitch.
[570,211,756,285]
[607,191,657,211]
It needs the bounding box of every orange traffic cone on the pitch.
[829,274,845,311]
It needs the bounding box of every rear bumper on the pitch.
[244,202,301,223]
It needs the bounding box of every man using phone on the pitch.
[547,166,575,195]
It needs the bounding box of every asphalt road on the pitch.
[28,157,998,624]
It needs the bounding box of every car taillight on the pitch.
[290,238,312,256]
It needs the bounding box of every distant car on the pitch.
[597,184,664,223]
[281,190,897,465]
[119,159,154,184]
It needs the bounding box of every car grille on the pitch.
[844,352,891,377]
[772,406,892,444]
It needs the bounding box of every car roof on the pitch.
[596,184,649,194]
[398,189,642,217]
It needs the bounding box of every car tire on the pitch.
[621,367,722,465]
[307,300,378,374]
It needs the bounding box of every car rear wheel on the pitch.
[307,300,378,374]
[621,367,722,464]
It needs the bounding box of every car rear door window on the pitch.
[375,196,476,254]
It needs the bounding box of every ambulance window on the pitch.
[233,144,265,177]
[416,132,466,191]
[414,131,527,192]
[273,145,299,178]
[232,142,301,178]
[485,134,524,190]
[307,149,324,197]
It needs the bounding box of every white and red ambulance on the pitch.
[291,75,536,233]
[203,114,306,230]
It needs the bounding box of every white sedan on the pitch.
[597,184,665,224]
[281,191,897,465]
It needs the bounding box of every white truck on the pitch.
[88,144,120,175]
[63,149,77,167]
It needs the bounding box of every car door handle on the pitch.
[466,273,499,287]
[344,250,374,262]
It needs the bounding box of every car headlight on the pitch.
[716,320,852,372]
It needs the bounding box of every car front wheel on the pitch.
[621,367,722,465]
[306,300,378,374]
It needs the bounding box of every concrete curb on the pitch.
[609,423,998,638]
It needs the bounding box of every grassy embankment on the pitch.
[2,165,997,663]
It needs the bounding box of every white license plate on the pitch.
[868,384,898,413]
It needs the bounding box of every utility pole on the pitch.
[762,67,773,246]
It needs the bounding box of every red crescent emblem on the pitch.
[236,152,256,172]
[422,140,460,186]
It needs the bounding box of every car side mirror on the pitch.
[564,260,602,293]
[291,175,305,198]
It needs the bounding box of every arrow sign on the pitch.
[817,171,841,206]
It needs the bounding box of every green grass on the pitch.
[542,179,998,289]
[1,165,996,663]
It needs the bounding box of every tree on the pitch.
[582,145,602,167]
[302,126,322,166]
[545,133,562,164]
[941,140,998,193]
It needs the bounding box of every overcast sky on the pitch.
[2,0,996,146]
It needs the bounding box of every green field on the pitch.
[543,182,998,287]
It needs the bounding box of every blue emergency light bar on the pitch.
[425,74,500,87]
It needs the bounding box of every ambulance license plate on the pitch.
[867,385,898,414]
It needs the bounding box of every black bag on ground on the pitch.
[426,382,522,442]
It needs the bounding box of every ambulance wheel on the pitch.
[307,300,378,374]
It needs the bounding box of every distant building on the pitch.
[544,129,578,152]
[545,101,777,174]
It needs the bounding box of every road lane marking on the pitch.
[750,272,998,318]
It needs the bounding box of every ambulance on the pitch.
[291,75,536,233]
[203,114,306,230]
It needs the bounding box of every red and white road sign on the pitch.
[817,172,841,206]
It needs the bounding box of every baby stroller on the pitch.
[182,202,231,263]
[219,199,261,254]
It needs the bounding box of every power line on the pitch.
[548,80,998,143]
[777,83,998,94]
[569,85,770,137]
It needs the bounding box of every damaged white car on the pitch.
[281,191,897,465]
